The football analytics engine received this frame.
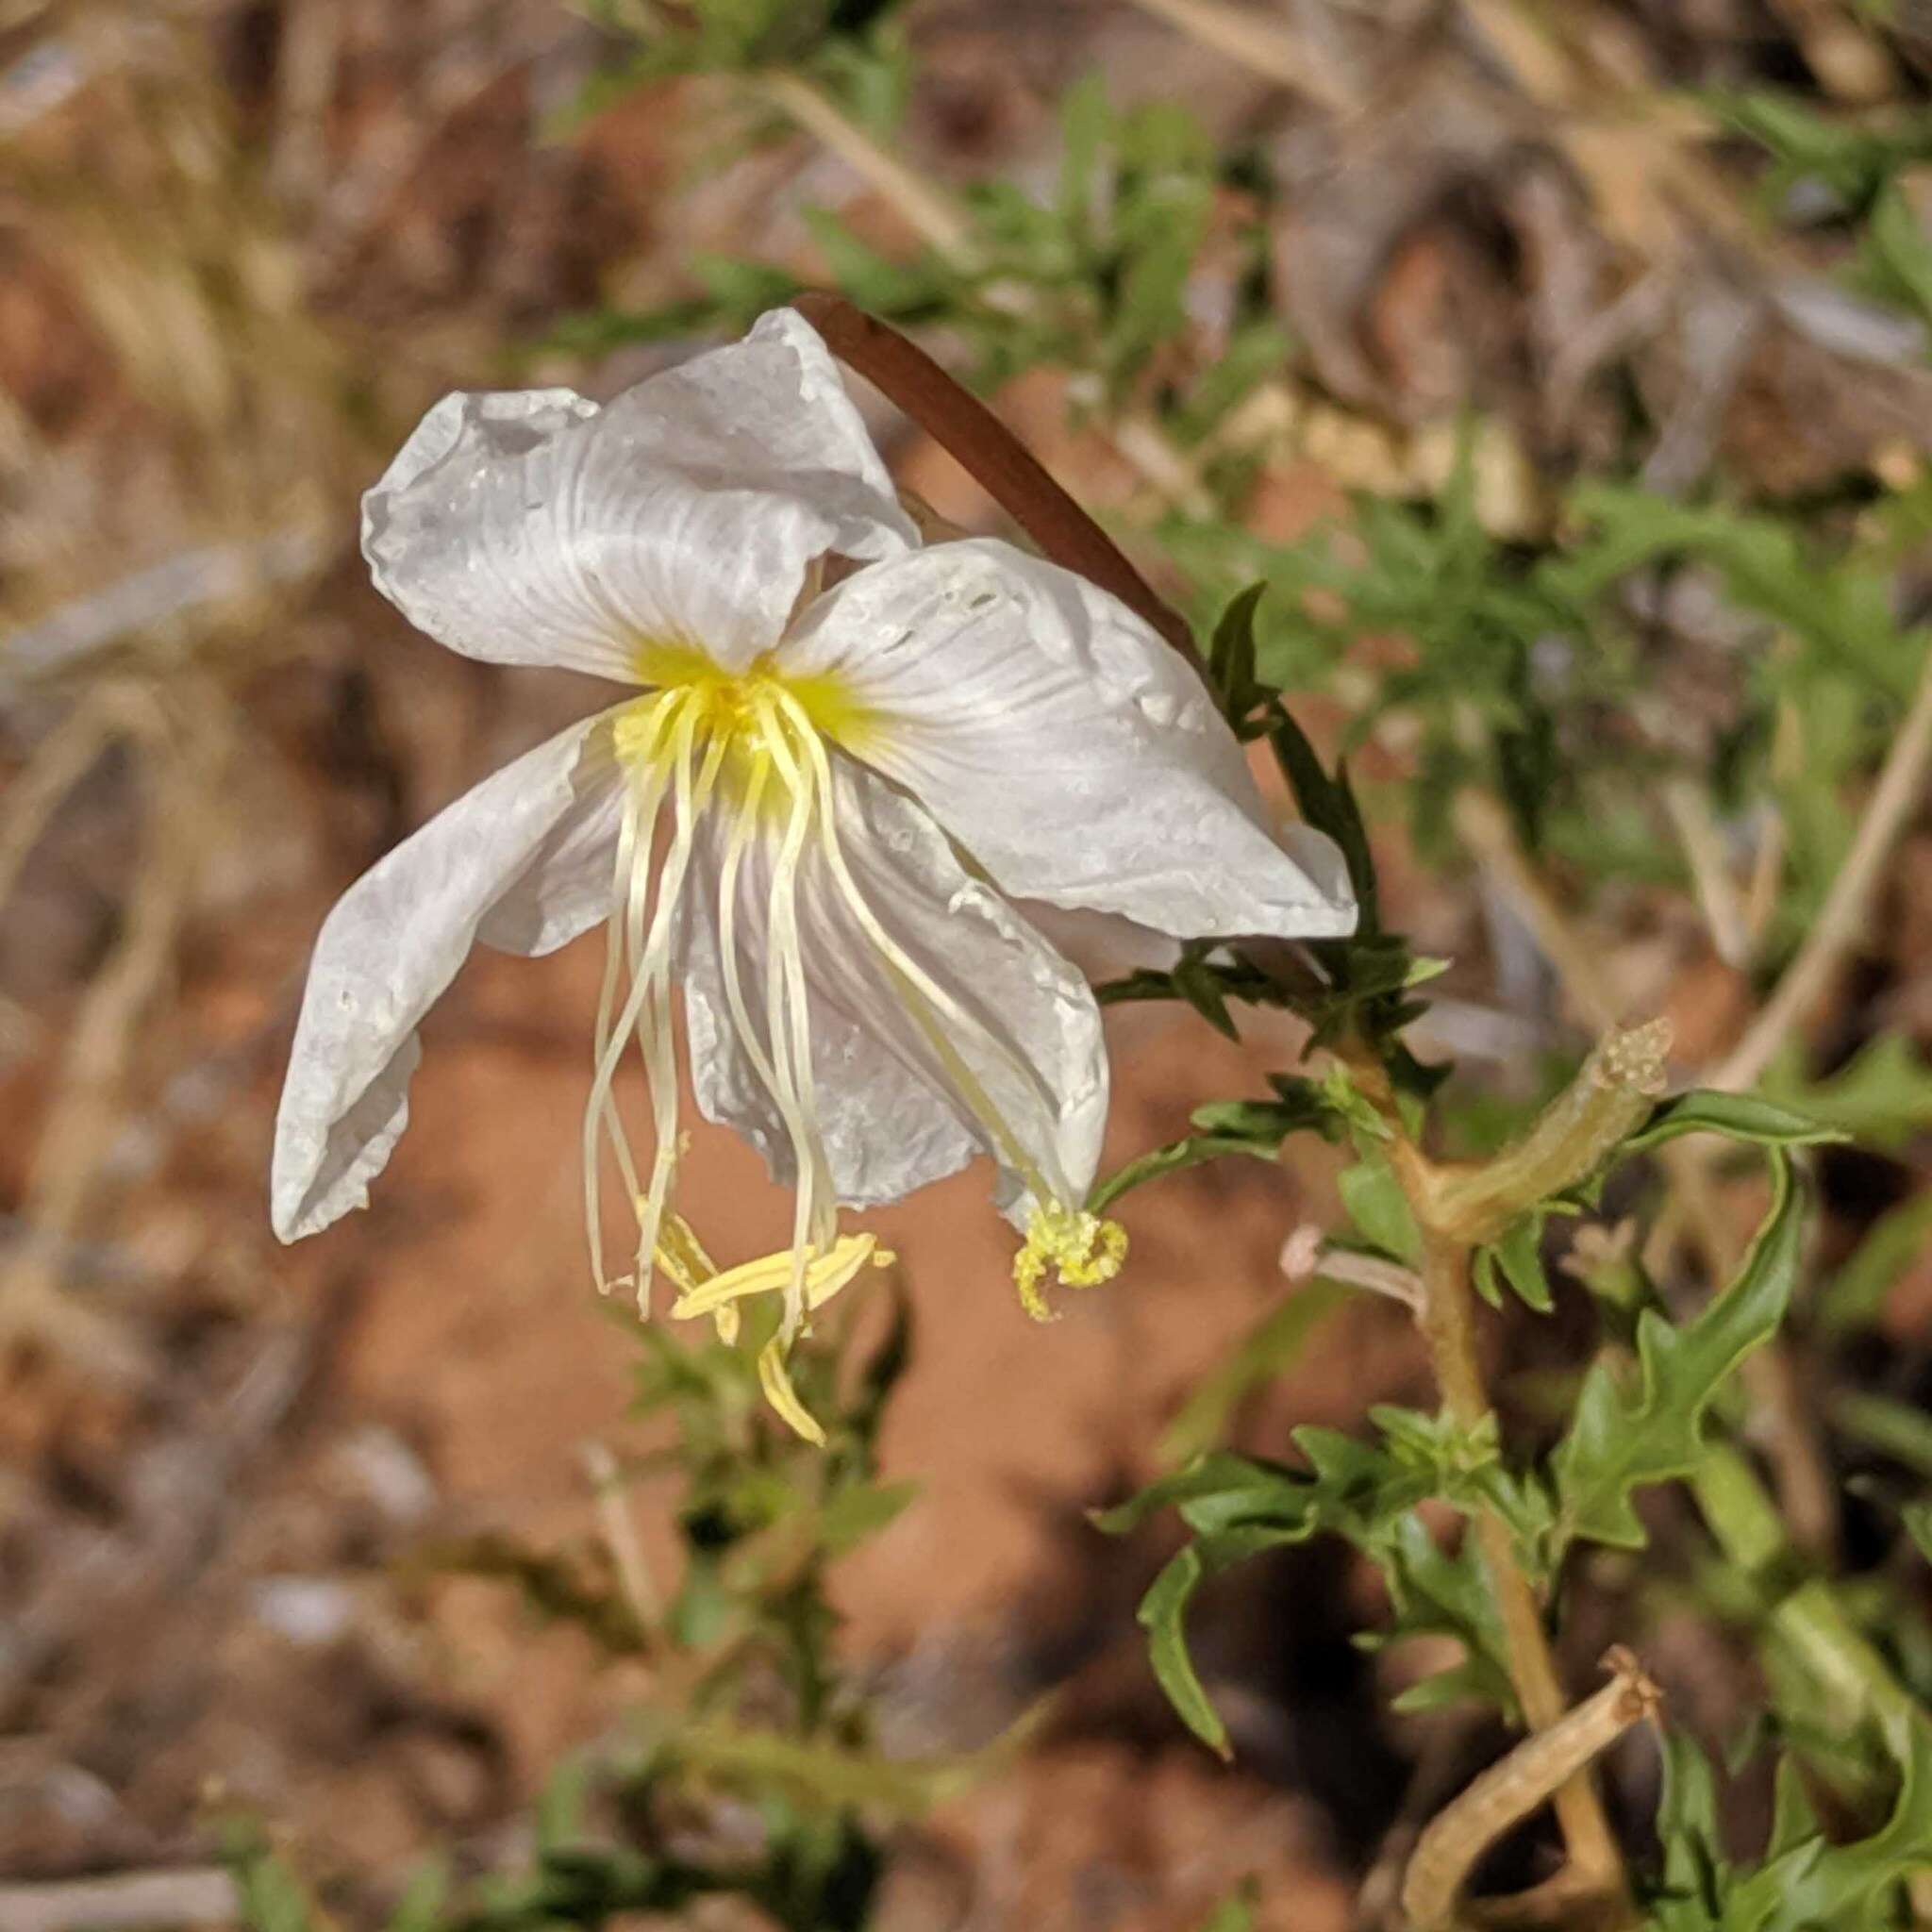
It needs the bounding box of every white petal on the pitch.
[361,310,916,682]
[272,712,622,1242]
[781,540,1358,940]
[680,754,1108,1216]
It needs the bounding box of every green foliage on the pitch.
[563,0,912,108]
[1473,1208,1559,1313]
[1761,1034,1932,1151]
[1625,1091,1852,1153]
[1720,90,1932,333]
[1644,1720,1932,1931]
[1551,1156,1803,1555]
[1097,1413,1541,1748]
[252,1298,935,1931]
[1818,1191,1932,1334]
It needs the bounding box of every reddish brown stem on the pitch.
[790,291,1200,665]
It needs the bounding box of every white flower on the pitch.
[271,309,1357,1439]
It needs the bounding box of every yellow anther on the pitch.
[1012,1203,1128,1322]
[758,1339,826,1447]
[668,1233,886,1322]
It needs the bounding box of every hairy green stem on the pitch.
[1423,1022,1673,1244]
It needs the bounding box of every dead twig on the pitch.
[0,1867,238,1932]
[1400,1650,1660,1932]
[1711,641,1932,1093]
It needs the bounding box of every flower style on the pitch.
[270,309,1357,1439]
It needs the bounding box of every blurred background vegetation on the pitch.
[4,1,1932,1927]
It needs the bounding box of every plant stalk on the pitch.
[1400,1186,1630,1907]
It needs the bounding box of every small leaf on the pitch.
[1138,1547,1231,1757]
[1731,1715,1932,1931]
[1817,1191,1932,1335]
[818,1479,919,1554]
[1624,1090,1846,1152]
[1834,1391,1932,1481]
[1760,1034,1932,1152]
[1174,949,1241,1040]
[1552,1155,1802,1553]
[1087,1131,1280,1216]
[1903,1502,1932,1566]
[1338,1152,1423,1265]
[1477,1213,1556,1314]
[1208,581,1267,724]
[384,1862,451,1932]
[1266,704,1379,931]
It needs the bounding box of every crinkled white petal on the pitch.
[361,309,916,682]
[780,539,1359,940]
[272,711,624,1243]
[680,752,1108,1217]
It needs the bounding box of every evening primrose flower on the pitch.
[270,309,1357,1439]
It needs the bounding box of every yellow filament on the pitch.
[670,1232,888,1320]
[585,651,1124,1425]
[765,687,1125,1316]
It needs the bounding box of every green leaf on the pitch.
[1474,1213,1557,1314]
[220,1822,320,1932]
[1624,1091,1848,1153]
[384,1862,451,1932]
[1087,1132,1276,1216]
[1731,1716,1932,1932]
[1194,1881,1259,1932]
[1760,1033,1932,1152]
[1139,1546,1231,1757]
[1091,1450,1293,1538]
[1817,1192,1932,1335]
[1555,486,1922,704]
[818,1478,919,1554]
[1647,1732,1729,1931]
[1902,1502,1932,1567]
[1552,1155,1802,1553]
[1267,704,1378,931]
[1864,177,1932,325]
[1338,1152,1423,1265]
[1208,581,1267,725]
[1834,1391,1932,1481]
[1174,948,1241,1039]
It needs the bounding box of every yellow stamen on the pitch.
[758,1339,826,1447]
[584,646,1120,1434]
[1012,1204,1128,1322]
[670,1232,888,1321]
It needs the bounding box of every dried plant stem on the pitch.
[1401,1650,1659,1932]
[757,71,976,262]
[1662,776,1751,968]
[762,82,1232,514]
[1711,640,1932,1095]
[0,725,201,1371]
[581,1439,660,1627]
[0,690,124,912]
[1120,0,1361,113]
[0,1867,239,1932]
[1453,791,1623,1031]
